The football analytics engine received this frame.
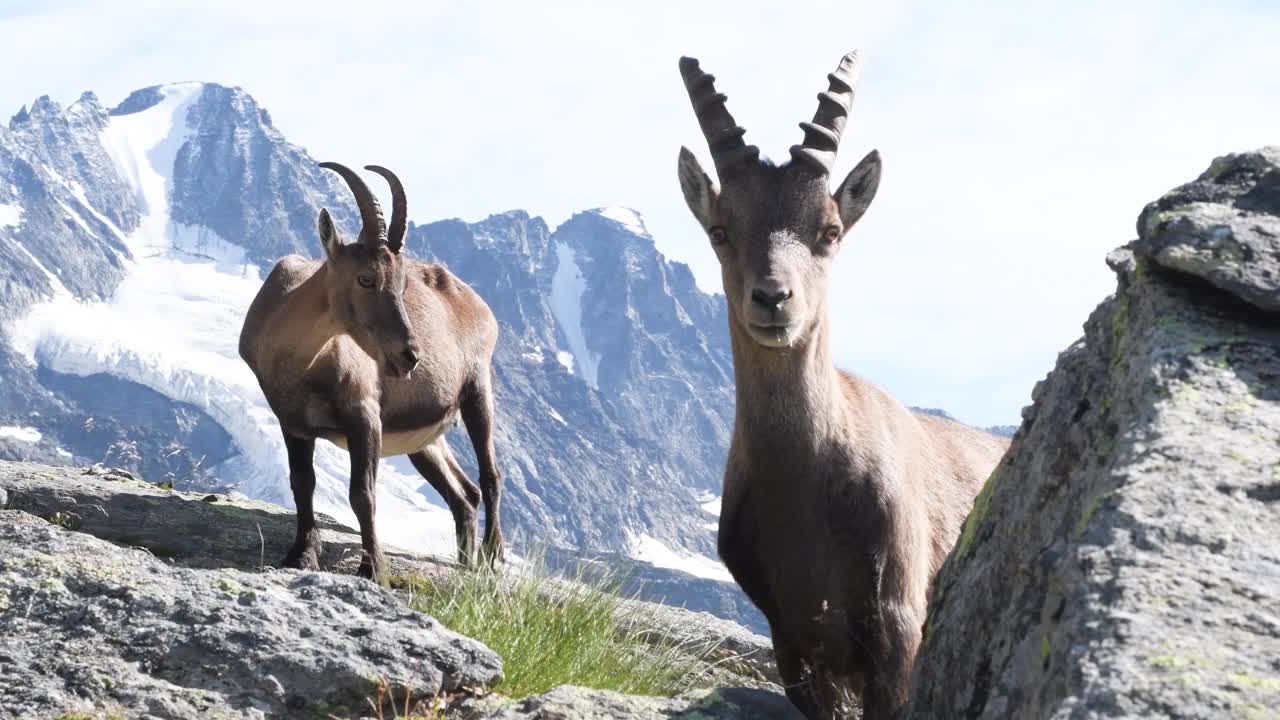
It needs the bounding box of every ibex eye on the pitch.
[357,275,375,289]
[709,227,728,245]
[821,225,841,243]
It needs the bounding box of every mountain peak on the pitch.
[110,82,205,117]
[588,206,649,237]
[8,105,28,128]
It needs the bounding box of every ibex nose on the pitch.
[751,286,792,310]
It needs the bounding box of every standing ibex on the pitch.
[239,163,504,581]
[676,53,1008,718]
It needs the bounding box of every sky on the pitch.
[2,0,1278,426]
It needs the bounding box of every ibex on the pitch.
[239,163,504,581]
[676,53,1008,718]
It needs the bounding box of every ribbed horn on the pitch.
[318,161,386,247]
[364,165,406,252]
[679,56,759,176]
[789,52,863,176]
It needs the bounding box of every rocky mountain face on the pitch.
[407,210,732,557]
[904,148,1280,717]
[0,82,748,623]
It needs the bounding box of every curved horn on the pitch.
[678,56,759,176]
[318,161,386,247]
[790,52,863,176]
[363,165,406,252]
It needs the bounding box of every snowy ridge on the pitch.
[7,84,458,558]
[594,206,648,237]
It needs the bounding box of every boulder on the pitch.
[0,510,503,719]
[903,148,1280,717]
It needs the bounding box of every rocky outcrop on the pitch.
[0,459,454,577]
[0,460,782,710]
[0,509,503,719]
[904,148,1280,717]
[455,685,803,719]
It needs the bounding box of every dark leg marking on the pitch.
[281,432,321,570]
[343,408,386,584]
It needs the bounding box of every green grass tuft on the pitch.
[394,565,710,699]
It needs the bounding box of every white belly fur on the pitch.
[322,414,454,458]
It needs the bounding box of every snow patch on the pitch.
[555,351,575,374]
[5,82,462,561]
[698,493,722,518]
[549,241,600,388]
[0,426,42,443]
[547,408,567,425]
[595,206,648,237]
[0,203,23,228]
[625,530,733,583]
[55,447,73,458]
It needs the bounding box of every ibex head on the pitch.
[317,162,420,379]
[677,53,881,350]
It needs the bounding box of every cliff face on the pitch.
[904,148,1280,718]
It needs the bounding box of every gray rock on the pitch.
[1139,146,1280,313]
[0,459,457,577]
[0,459,780,695]
[0,509,503,719]
[455,685,804,719]
[904,149,1280,718]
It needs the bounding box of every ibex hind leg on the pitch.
[461,372,503,567]
[443,443,482,509]
[281,433,322,570]
[408,441,479,568]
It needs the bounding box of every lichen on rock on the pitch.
[904,147,1280,718]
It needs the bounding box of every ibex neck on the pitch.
[729,313,843,450]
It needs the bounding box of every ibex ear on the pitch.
[317,208,343,262]
[678,147,718,229]
[834,149,881,229]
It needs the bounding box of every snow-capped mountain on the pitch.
[0,83,739,594]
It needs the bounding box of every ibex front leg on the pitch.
[282,432,321,569]
[343,405,386,584]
